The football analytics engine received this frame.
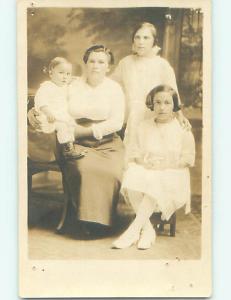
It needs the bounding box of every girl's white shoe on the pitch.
[112,226,140,249]
[137,225,156,250]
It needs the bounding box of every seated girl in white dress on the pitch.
[34,57,84,160]
[112,85,195,250]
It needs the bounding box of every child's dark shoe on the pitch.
[62,142,85,160]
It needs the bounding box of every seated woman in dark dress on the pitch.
[28,45,125,237]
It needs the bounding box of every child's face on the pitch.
[50,63,72,87]
[153,91,174,121]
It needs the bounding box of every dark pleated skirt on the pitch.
[62,134,125,226]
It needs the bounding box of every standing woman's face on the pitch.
[133,27,155,57]
[85,51,110,82]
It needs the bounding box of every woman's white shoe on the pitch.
[137,226,156,250]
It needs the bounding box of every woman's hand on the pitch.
[176,110,191,130]
[28,108,42,130]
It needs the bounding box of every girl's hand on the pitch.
[143,153,166,170]
[28,108,42,130]
[143,159,166,170]
[176,110,191,131]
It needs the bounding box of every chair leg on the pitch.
[159,223,164,232]
[170,213,176,237]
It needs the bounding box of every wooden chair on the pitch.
[27,157,69,231]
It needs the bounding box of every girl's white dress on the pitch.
[112,48,180,156]
[121,118,195,221]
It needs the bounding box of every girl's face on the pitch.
[85,51,110,82]
[50,63,72,87]
[153,91,174,122]
[133,27,155,57]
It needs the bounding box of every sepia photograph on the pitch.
[18,0,211,297]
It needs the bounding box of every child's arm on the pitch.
[40,105,55,123]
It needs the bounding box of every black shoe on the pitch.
[62,142,85,160]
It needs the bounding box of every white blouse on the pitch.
[112,51,180,121]
[68,77,125,139]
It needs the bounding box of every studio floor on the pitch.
[28,172,201,260]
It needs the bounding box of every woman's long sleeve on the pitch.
[92,85,125,139]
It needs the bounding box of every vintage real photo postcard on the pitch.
[18,0,212,297]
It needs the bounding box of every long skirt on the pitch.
[62,134,125,226]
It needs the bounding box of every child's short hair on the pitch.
[146,85,181,112]
[83,45,114,65]
[48,57,71,73]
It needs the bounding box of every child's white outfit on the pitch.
[121,117,195,221]
[34,81,76,144]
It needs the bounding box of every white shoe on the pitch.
[112,227,140,249]
[137,226,156,250]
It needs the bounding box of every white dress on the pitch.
[121,118,195,221]
[112,48,180,156]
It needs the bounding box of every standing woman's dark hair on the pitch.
[146,85,181,112]
[131,22,158,46]
[83,45,115,65]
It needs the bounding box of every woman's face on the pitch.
[153,91,174,121]
[85,51,109,82]
[133,27,155,57]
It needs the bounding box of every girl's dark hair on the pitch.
[146,85,181,112]
[132,22,158,46]
[83,45,114,65]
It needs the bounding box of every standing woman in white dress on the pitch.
[112,85,195,249]
[112,22,190,160]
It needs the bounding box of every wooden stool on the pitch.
[151,212,176,237]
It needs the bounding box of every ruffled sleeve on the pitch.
[179,129,196,167]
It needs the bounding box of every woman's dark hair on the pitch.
[146,85,181,112]
[83,45,114,65]
[132,22,158,46]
